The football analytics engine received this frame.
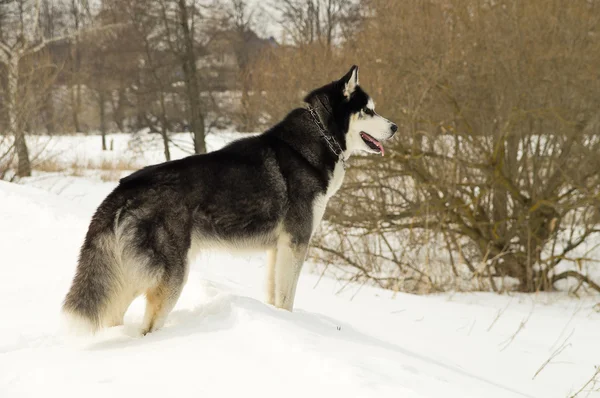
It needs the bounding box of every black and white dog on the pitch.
[63,66,397,335]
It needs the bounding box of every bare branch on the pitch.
[552,271,600,293]
[26,22,126,56]
[570,366,600,398]
[532,329,574,380]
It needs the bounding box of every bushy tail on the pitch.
[62,233,119,335]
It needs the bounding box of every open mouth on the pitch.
[360,132,384,156]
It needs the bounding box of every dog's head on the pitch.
[304,65,397,157]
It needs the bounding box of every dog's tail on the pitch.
[62,227,121,335]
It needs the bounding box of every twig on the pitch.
[312,262,329,289]
[552,271,600,293]
[499,304,534,351]
[532,329,574,380]
[488,300,512,332]
[468,319,476,336]
[569,366,600,398]
[550,304,581,351]
[350,277,370,301]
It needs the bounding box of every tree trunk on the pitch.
[240,78,251,131]
[135,75,146,131]
[112,88,126,132]
[44,88,55,133]
[8,56,31,177]
[161,126,171,162]
[159,93,171,161]
[70,0,82,133]
[99,91,107,151]
[492,135,509,240]
[177,0,206,154]
[70,85,81,132]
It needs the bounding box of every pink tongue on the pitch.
[362,133,385,156]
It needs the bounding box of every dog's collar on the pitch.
[307,106,347,169]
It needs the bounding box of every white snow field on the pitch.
[1,137,599,397]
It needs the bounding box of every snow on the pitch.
[1,146,600,397]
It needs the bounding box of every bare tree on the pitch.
[320,0,600,293]
[272,0,360,47]
[249,0,600,293]
[0,0,55,176]
[126,0,180,161]
[78,1,137,150]
[129,0,220,154]
[175,0,205,153]
[66,0,89,133]
[224,0,269,130]
[0,0,121,176]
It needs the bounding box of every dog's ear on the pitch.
[341,65,359,98]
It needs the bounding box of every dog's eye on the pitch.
[364,108,374,116]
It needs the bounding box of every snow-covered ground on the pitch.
[1,135,599,397]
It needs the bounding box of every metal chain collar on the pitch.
[307,106,347,169]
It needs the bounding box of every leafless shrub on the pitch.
[251,0,600,293]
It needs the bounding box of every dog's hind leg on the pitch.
[274,234,308,311]
[106,287,145,327]
[141,261,188,335]
[106,293,133,327]
[265,248,277,306]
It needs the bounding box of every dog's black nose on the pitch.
[391,124,398,133]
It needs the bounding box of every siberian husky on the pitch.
[63,65,397,335]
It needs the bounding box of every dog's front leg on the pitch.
[274,234,308,311]
[265,248,278,305]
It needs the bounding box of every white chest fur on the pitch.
[311,160,345,235]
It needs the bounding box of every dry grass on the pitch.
[34,158,68,173]
[32,156,138,181]
[86,158,138,171]
[100,169,124,182]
